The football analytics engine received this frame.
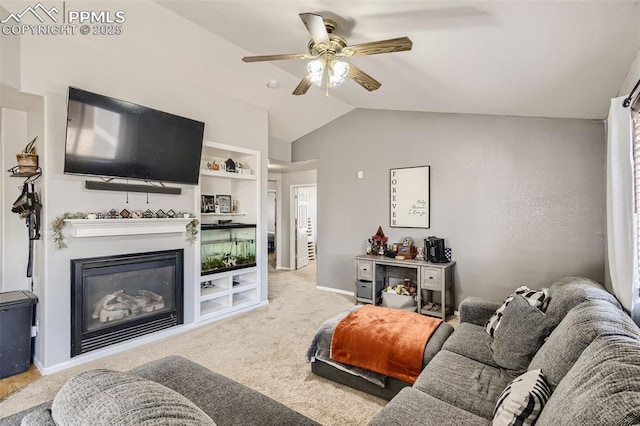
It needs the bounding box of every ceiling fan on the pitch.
[242,13,413,96]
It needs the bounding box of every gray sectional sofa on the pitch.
[369,277,640,425]
[0,355,318,426]
[2,277,638,425]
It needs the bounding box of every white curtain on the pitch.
[606,96,635,312]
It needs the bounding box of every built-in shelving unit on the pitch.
[199,267,259,320]
[195,141,261,322]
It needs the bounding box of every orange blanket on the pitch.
[331,305,442,383]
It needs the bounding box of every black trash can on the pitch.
[0,291,38,378]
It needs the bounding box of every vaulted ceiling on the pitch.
[157,1,640,143]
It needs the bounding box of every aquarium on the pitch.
[201,223,257,274]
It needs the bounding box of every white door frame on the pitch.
[268,177,284,270]
[290,184,317,270]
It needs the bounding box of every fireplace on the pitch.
[70,249,184,357]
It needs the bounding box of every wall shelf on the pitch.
[64,218,194,238]
[200,169,256,180]
[201,212,246,216]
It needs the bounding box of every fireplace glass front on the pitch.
[71,249,184,356]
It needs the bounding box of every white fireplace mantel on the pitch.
[64,218,194,238]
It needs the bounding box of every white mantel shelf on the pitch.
[64,218,194,238]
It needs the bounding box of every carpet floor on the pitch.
[0,261,388,424]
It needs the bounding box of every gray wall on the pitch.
[292,109,606,304]
[269,138,292,163]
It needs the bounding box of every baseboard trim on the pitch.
[39,322,200,375]
[38,301,269,375]
[316,286,354,297]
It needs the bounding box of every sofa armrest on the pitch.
[459,297,502,326]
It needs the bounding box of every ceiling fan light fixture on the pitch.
[329,60,349,87]
[307,58,350,89]
[307,59,324,87]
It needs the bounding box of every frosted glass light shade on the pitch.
[329,61,350,87]
[307,60,324,87]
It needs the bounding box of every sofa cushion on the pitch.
[441,322,500,368]
[536,335,640,425]
[490,295,557,371]
[459,297,503,326]
[484,286,549,337]
[528,299,640,389]
[19,409,56,426]
[492,369,552,426]
[545,276,621,323]
[132,355,319,426]
[51,369,216,425]
[368,387,491,426]
[414,350,519,419]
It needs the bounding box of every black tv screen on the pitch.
[64,87,205,185]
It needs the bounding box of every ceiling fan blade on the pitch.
[243,53,314,62]
[340,37,413,57]
[299,13,330,45]
[347,62,381,92]
[292,75,313,96]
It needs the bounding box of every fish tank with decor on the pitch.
[201,223,257,274]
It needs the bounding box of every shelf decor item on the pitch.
[216,195,232,213]
[16,137,39,174]
[201,195,215,213]
[368,226,388,255]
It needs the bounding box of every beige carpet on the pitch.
[0,260,388,424]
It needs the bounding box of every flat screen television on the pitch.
[64,87,205,185]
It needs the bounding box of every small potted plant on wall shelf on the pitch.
[16,137,38,173]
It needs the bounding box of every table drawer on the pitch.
[356,260,373,281]
[421,267,442,290]
[356,281,373,299]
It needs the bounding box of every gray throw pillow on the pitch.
[490,294,557,371]
[484,286,549,337]
[51,369,216,425]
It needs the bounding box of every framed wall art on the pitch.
[216,195,232,213]
[390,165,430,228]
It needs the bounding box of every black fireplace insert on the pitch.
[71,249,184,357]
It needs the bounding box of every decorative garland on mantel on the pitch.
[51,212,199,249]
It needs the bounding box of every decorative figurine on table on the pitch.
[368,225,388,255]
[415,246,426,261]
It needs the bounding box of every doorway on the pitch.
[291,185,317,270]
[267,190,277,269]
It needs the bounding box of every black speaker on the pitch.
[425,237,446,263]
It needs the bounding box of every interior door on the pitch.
[295,188,309,269]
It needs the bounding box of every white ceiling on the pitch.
[157,1,640,143]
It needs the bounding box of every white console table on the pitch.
[354,255,456,319]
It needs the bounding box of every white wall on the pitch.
[0,5,20,88]
[619,48,640,96]
[5,1,269,371]
[1,108,29,291]
[293,109,606,304]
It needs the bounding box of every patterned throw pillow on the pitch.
[493,369,552,426]
[485,286,549,337]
